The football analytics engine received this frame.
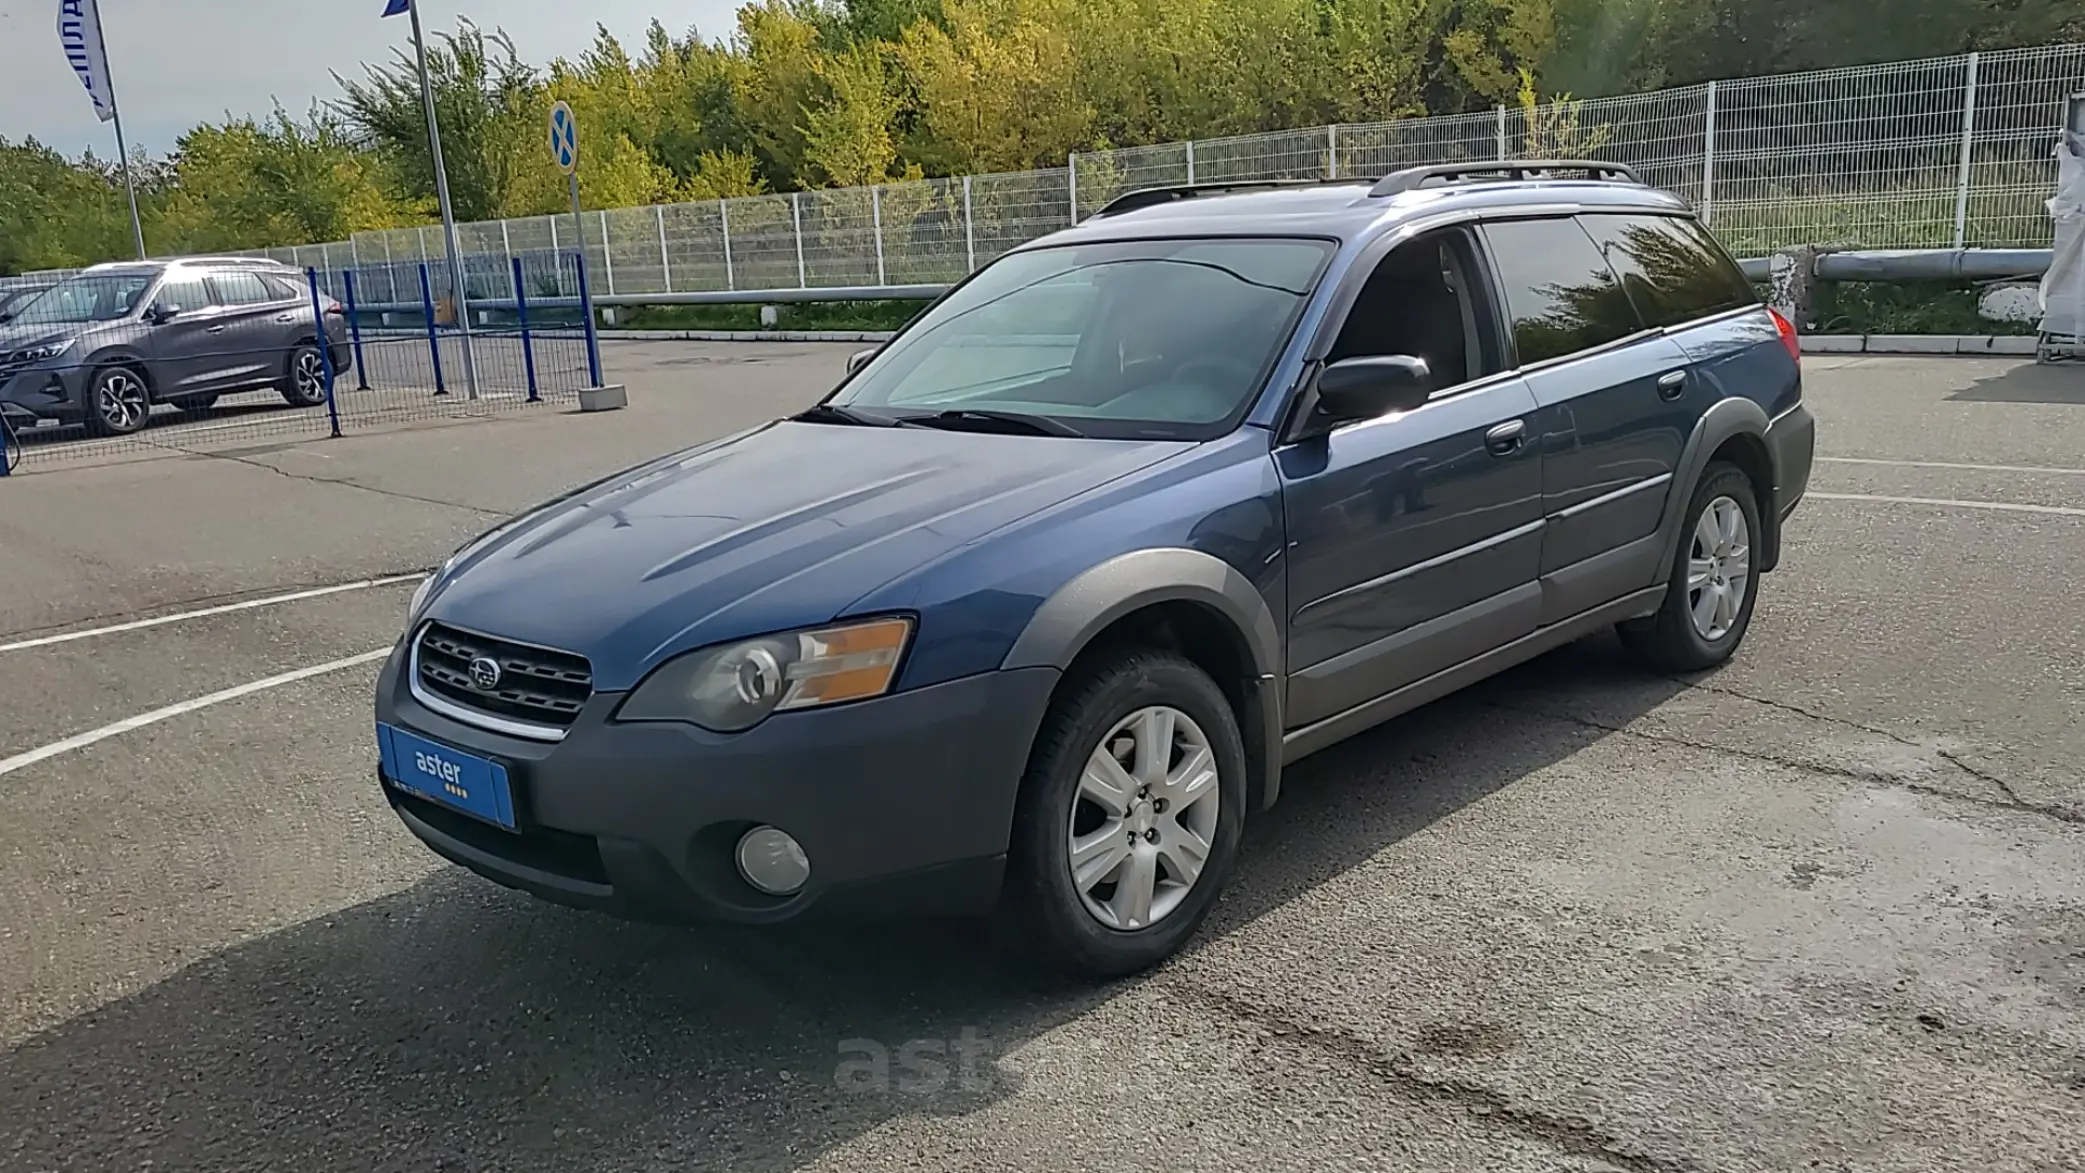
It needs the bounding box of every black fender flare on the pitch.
[1002,548,1288,810]
[1654,396,1775,580]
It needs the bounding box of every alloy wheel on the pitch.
[1687,494,1752,641]
[97,371,149,433]
[1067,705,1222,931]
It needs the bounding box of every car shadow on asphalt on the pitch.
[0,636,1686,1171]
[1948,361,2085,405]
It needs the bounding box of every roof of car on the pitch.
[1035,165,1694,250]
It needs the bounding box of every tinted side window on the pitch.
[260,273,305,301]
[155,278,215,314]
[209,271,276,305]
[1580,214,1757,329]
[1481,219,1644,367]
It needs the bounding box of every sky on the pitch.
[0,0,742,158]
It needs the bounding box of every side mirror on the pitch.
[1313,355,1433,425]
[145,304,177,326]
[845,348,878,376]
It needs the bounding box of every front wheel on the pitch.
[85,366,152,437]
[281,343,328,408]
[1002,650,1247,980]
[1619,461,1763,673]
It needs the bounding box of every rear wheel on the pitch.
[1619,461,1762,672]
[281,343,328,407]
[85,366,151,437]
[1002,650,1247,980]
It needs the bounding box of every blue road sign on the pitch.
[550,101,579,174]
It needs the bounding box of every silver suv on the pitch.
[0,258,353,438]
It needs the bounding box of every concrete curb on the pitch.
[1804,334,2038,356]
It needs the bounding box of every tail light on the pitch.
[1768,306,1801,363]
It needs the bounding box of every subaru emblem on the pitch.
[468,656,503,691]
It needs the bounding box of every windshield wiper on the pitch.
[793,403,915,428]
[900,409,1088,438]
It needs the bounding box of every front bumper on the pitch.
[0,362,91,424]
[373,639,1060,925]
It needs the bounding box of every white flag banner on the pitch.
[57,0,117,124]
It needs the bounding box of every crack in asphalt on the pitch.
[1171,981,1704,1173]
[185,448,510,519]
[1653,675,2061,817]
[1489,701,2085,829]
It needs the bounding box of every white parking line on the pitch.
[1819,457,2085,476]
[0,574,425,654]
[1809,492,2085,518]
[0,648,390,779]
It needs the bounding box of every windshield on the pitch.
[831,237,1334,440]
[10,274,157,325]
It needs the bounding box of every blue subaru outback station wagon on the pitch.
[375,160,1815,978]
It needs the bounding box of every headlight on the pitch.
[18,339,75,363]
[406,574,437,625]
[618,616,914,732]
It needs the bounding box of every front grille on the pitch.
[415,621,594,731]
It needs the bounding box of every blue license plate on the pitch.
[378,723,517,830]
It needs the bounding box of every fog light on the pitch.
[736,826,811,896]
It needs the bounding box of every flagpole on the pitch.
[404,0,480,400]
[86,0,146,260]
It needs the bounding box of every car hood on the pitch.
[421,419,1192,690]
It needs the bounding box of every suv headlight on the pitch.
[16,339,75,363]
[618,617,914,732]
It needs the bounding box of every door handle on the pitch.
[1484,420,1527,456]
[206,325,227,334]
[1657,369,1689,400]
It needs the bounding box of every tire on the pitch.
[84,365,152,437]
[1002,650,1248,980]
[281,343,328,408]
[1619,460,1764,673]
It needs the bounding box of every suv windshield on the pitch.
[831,237,1334,440]
[10,273,157,325]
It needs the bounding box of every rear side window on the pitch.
[1580,214,1757,329]
[1480,219,1644,367]
[260,273,305,301]
[209,271,276,306]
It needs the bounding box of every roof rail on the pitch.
[1368,159,1642,198]
[1093,178,1351,218]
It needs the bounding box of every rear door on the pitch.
[1477,217,1694,626]
[205,270,298,389]
[1580,213,1797,419]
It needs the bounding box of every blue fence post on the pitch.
[417,262,448,396]
[574,250,605,389]
[0,415,17,477]
[513,256,541,403]
[342,269,372,391]
[306,268,344,439]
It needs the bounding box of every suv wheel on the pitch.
[1003,650,1247,979]
[281,344,328,407]
[86,366,152,437]
[1619,460,1763,672]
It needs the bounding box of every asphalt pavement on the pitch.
[0,344,2081,1172]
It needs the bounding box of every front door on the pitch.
[1277,228,1545,730]
[141,276,227,397]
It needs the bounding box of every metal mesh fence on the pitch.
[1,255,600,474]
[12,42,2084,301]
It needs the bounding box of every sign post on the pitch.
[550,101,585,292]
[58,0,146,259]
[386,0,478,399]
